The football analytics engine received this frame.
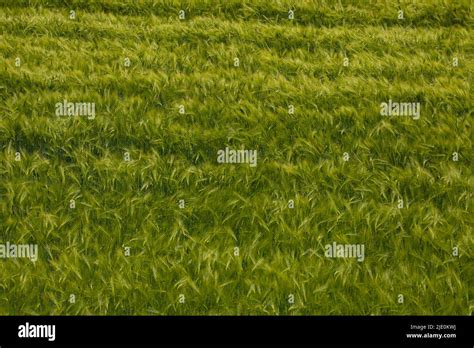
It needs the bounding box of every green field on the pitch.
[0,0,472,315]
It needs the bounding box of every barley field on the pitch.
[0,0,472,315]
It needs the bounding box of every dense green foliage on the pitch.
[0,0,472,315]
